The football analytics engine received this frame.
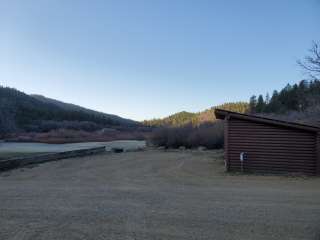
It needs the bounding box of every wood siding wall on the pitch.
[227,118,317,175]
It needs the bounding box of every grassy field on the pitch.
[0,149,319,240]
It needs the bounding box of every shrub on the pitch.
[149,121,224,149]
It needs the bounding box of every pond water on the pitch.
[0,140,146,153]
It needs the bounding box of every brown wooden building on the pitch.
[215,109,320,175]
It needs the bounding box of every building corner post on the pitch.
[224,115,230,172]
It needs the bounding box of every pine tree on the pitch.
[249,95,257,113]
[255,95,265,113]
[265,93,270,104]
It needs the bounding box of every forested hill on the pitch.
[143,111,197,127]
[0,86,139,135]
[248,41,320,116]
[248,80,320,125]
[143,79,320,128]
[31,94,136,126]
[143,102,249,127]
[249,80,320,114]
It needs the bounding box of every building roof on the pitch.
[214,109,320,133]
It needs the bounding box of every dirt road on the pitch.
[0,149,319,240]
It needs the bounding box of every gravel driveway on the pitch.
[0,149,319,240]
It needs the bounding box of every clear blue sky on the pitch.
[1,0,319,120]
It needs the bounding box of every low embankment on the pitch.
[0,147,106,171]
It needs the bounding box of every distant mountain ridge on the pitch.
[143,102,249,127]
[0,86,139,135]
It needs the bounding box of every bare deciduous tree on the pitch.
[298,42,320,80]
